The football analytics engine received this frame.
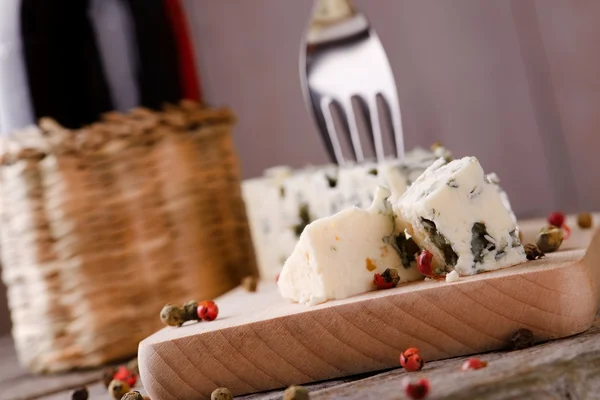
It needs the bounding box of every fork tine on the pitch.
[366,97,385,162]
[350,96,377,159]
[382,92,405,161]
[341,99,364,162]
[319,96,346,165]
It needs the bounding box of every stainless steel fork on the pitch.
[300,0,405,165]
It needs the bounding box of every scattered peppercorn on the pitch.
[283,385,310,400]
[197,300,219,321]
[547,211,572,240]
[121,391,144,400]
[72,386,89,400]
[400,347,424,372]
[108,380,131,400]
[510,328,535,350]
[417,250,435,277]
[548,212,565,228]
[461,358,488,371]
[113,365,137,387]
[577,212,593,229]
[536,226,563,253]
[381,268,400,287]
[404,378,430,400]
[524,244,545,261]
[183,300,200,322]
[373,273,393,289]
[404,353,424,372]
[373,268,400,290]
[242,276,259,292]
[211,387,233,400]
[160,304,186,327]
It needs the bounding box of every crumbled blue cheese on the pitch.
[485,172,518,229]
[242,147,443,280]
[242,147,521,281]
[394,157,526,276]
[277,187,423,305]
[445,270,460,282]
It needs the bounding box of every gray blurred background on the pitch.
[186,0,599,219]
[0,0,598,333]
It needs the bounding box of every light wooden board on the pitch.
[3,313,600,399]
[139,217,600,399]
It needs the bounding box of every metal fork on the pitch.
[299,0,405,165]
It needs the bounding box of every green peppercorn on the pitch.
[211,387,233,400]
[160,304,186,327]
[121,391,144,400]
[524,244,544,261]
[536,226,563,253]
[283,385,310,400]
[183,300,200,322]
[108,380,131,400]
[577,212,593,229]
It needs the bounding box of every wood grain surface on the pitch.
[3,312,600,399]
[0,215,596,399]
[138,216,600,399]
[240,313,600,400]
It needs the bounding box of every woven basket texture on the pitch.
[0,101,258,373]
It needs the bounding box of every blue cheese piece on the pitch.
[242,146,521,281]
[242,147,442,281]
[485,172,518,230]
[278,187,422,305]
[394,157,526,276]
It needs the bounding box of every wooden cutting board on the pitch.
[138,216,600,400]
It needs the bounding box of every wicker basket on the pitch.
[0,101,258,373]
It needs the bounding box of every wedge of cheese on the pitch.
[394,156,526,276]
[243,145,520,282]
[242,147,446,280]
[277,187,423,305]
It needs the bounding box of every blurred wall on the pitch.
[183,0,600,219]
[1,0,599,335]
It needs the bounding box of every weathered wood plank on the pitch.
[22,317,600,400]
[137,215,600,399]
[2,214,600,399]
[237,314,600,400]
[37,382,150,400]
[22,313,600,400]
[5,314,600,399]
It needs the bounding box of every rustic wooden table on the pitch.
[1,312,599,400]
[3,214,599,400]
